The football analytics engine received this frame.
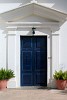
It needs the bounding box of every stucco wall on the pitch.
[0,30,6,69]
[59,21,67,71]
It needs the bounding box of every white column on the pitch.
[47,34,53,88]
[6,33,8,69]
[47,29,60,88]
[15,33,20,87]
[50,34,53,81]
[52,32,59,88]
[7,31,16,88]
[52,33,59,73]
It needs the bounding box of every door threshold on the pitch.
[20,86,47,89]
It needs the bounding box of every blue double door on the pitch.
[20,36,47,86]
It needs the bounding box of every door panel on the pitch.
[34,72,47,86]
[21,73,33,86]
[22,37,32,48]
[20,37,33,86]
[20,36,47,86]
[33,37,47,86]
[22,52,32,71]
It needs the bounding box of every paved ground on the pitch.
[0,88,67,100]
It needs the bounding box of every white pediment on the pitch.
[0,3,67,23]
[0,3,67,30]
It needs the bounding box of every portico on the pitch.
[0,2,67,88]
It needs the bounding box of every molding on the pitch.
[7,34,16,36]
[6,22,59,32]
[6,22,59,25]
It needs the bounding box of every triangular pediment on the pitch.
[0,3,66,23]
[0,2,67,30]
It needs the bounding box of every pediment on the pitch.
[0,2,67,29]
[0,3,66,23]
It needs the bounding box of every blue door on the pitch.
[20,36,47,86]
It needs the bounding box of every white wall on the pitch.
[59,21,67,71]
[0,30,6,69]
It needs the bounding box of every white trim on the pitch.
[6,22,59,27]
[6,22,60,33]
[14,28,52,88]
[6,32,8,69]
[5,27,59,88]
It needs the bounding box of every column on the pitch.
[7,31,16,88]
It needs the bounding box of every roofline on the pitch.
[37,3,67,16]
[0,2,67,16]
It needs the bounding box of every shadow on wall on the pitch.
[37,0,67,13]
[38,0,67,13]
[0,0,67,13]
[17,28,51,36]
[33,28,51,35]
[48,78,56,89]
